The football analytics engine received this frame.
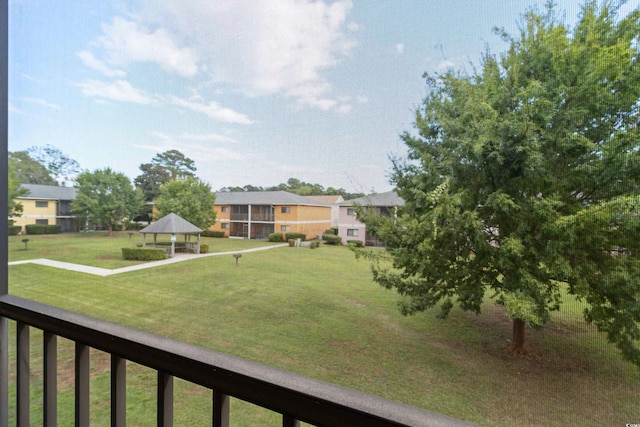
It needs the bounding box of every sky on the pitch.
[8,0,640,194]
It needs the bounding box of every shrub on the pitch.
[269,232,285,242]
[125,221,146,230]
[200,243,209,253]
[202,230,226,238]
[322,233,342,245]
[347,240,363,248]
[25,224,46,235]
[8,225,21,236]
[310,241,320,249]
[45,224,61,234]
[285,232,306,241]
[121,247,167,261]
[324,227,338,235]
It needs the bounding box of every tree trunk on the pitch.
[509,318,527,354]
[108,223,113,237]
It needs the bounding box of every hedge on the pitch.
[202,230,226,238]
[46,224,61,234]
[269,232,286,242]
[8,225,21,236]
[322,233,342,245]
[347,240,363,247]
[285,232,306,241]
[122,247,167,261]
[25,224,61,235]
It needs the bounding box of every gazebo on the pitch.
[139,213,203,258]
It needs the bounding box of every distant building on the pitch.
[338,191,404,246]
[212,191,332,240]
[11,184,81,233]
[304,195,344,227]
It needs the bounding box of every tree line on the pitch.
[8,147,362,235]
[219,178,365,200]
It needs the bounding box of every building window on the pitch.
[36,219,49,225]
[281,207,291,213]
[221,223,229,229]
[36,201,49,208]
[347,229,359,237]
[347,208,355,216]
[221,206,229,213]
[281,225,290,232]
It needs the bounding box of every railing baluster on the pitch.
[212,390,229,427]
[111,354,126,427]
[282,414,300,427]
[16,322,29,427]
[0,318,7,427]
[0,295,475,427]
[75,343,90,427]
[44,332,57,426]
[157,371,173,427]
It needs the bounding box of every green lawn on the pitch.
[8,231,274,268]
[6,233,640,426]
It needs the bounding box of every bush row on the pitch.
[347,240,363,247]
[25,224,61,235]
[268,232,307,242]
[124,222,147,230]
[322,233,342,245]
[136,241,209,253]
[8,225,21,236]
[122,247,167,261]
[202,230,226,238]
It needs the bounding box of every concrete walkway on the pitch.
[8,244,289,277]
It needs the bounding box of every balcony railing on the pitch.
[0,294,475,427]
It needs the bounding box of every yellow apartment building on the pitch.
[212,191,331,240]
[10,184,80,233]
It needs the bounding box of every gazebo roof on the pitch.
[139,213,202,234]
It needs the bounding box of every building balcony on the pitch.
[0,294,475,426]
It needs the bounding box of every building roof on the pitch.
[305,195,344,204]
[215,191,331,206]
[341,191,404,207]
[139,213,202,234]
[18,183,77,201]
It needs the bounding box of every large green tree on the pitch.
[151,149,197,180]
[357,2,640,364]
[154,177,216,229]
[9,151,57,185]
[73,168,143,236]
[8,159,28,218]
[27,144,81,185]
[134,163,171,222]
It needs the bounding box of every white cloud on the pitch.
[151,130,236,144]
[97,17,199,77]
[287,81,352,113]
[396,43,405,54]
[139,134,244,162]
[20,73,48,84]
[178,133,237,143]
[150,131,172,141]
[21,97,60,110]
[77,79,156,104]
[9,102,24,114]
[139,0,355,109]
[168,96,253,124]
[436,58,456,71]
[77,50,126,77]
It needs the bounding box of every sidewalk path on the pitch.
[8,244,288,277]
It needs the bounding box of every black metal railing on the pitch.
[0,294,475,427]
